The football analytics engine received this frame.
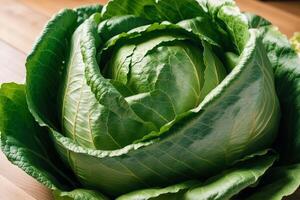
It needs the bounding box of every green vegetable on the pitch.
[1,1,300,199]
[291,32,300,55]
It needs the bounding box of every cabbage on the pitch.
[1,1,300,199]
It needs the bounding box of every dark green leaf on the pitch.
[244,164,300,200]
[248,14,300,164]
[233,13,300,200]
[184,151,276,200]
[75,4,103,24]
[98,15,150,42]
[0,83,77,190]
[116,180,199,200]
[26,9,78,129]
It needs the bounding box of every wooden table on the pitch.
[0,0,299,199]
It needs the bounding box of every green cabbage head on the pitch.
[1,0,300,199]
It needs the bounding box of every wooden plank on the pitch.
[0,0,297,55]
[0,174,36,200]
[267,1,300,17]
[0,0,48,53]
[0,0,107,54]
[0,40,26,83]
[18,0,104,17]
[20,0,300,39]
[0,152,53,200]
[236,0,300,37]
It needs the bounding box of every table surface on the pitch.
[0,0,300,199]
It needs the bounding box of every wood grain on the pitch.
[267,1,300,17]
[0,40,25,83]
[0,0,48,53]
[19,0,103,17]
[0,174,36,200]
[0,0,299,200]
[236,0,300,37]
[0,152,53,200]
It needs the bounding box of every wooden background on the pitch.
[0,0,299,199]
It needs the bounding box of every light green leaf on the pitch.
[118,37,206,128]
[102,0,207,23]
[290,32,300,55]
[98,15,150,42]
[216,4,249,52]
[177,16,230,48]
[245,13,271,29]
[62,15,137,150]
[53,189,108,200]
[98,21,227,130]
[61,19,101,149]
[204,0,248,52]
[76,14,154,149]
[200,41,227,100]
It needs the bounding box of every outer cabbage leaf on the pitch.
[116,152,276,200]
[185,151,276,200]
[0,83,109,199]
[233,13,300,200]
[75,4,103,24]
[26,9,78,129]
[244,164,300,200]
[116,180,200,200]
[0,83,77,190]
[246,13,300,164]
[26,4,106,148]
